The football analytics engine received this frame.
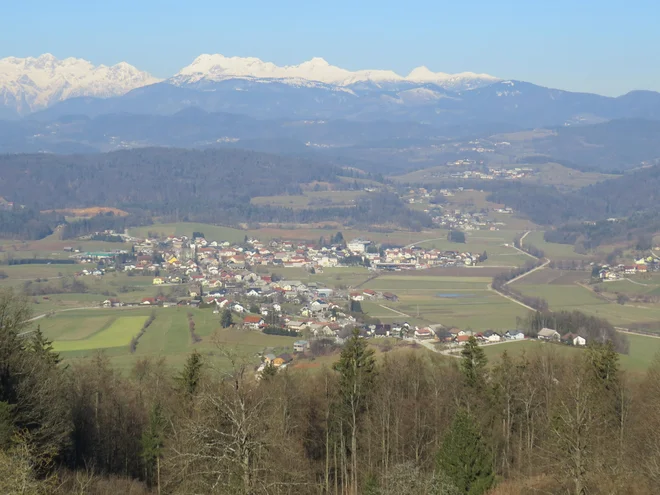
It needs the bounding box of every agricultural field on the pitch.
[523,231,593,260]
[251,190,366,209]
[511,271,660,328]
[410,229,531,267]
[522,162,614,188]
[129,223,248,243]
[481,333,660,372]
[53,315,147,352]
[361,274,529,330]
[596,274,660,297]
[37,307,298,372]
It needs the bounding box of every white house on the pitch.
[233,303,246,313]
[573,335,587,346]
[347,239,371,254]
[414,327,435,340]
[293,340,309,353]
[505,330,525,340]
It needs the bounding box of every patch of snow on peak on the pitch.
[175,53,404,86]
[0,54,161,114]
[406,66,500,90]
[174,54,498,90]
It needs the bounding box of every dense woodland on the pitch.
[0,148,434,236]
[0,208,62,240]
[1,288,659,494]
[0,148,351,211]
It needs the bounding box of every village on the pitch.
[596,257,660,280]
[62,230,595,374]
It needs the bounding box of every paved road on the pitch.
[404,237,447,249]
[504,258,551,286]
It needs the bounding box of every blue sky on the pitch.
[1,0,657,96]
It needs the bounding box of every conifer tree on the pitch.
[141,402,165,491]
[460,336,488,388]
[333,328,376,494]
[220,308,233,328]
[437,410,494,495]
[30,325,60,366]
[178,350,203,397]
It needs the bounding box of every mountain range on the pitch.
[4,53,660,172]
[0,54,160,117]
[0,53,500,118]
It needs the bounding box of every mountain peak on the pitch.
[173,53,498,90]
[0,54,161,115]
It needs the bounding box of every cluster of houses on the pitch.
[431,209,504,233]
[413,326,587,347]
[598,258,660,280]
[441,167,534,181]
[74,231,491,287]
[537,327,587,346]
[404,188,507,232]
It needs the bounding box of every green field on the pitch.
[129,222,248,243]
[38,307,298,372]
[481,333,660,372]
[409,229,530,267]
[523,231,592,260]
[512,275,660,328]
[360,273,528,330]
[51,315,147,352]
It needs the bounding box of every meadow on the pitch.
[481,333,660,373]
[38,307,298,372]
[361,274,528,330]
[129,223,248,243]
[523,231,593,260]
[511,270,660,329]
[250,190,366,209]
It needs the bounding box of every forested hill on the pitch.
[0,148,434,234]
[487,163,660,225]
[532,118,660,172]
[0,147,352,211]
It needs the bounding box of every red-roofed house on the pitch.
[243,315,264,329]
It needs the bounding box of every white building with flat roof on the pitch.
[347,239,371,254]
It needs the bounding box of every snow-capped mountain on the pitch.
[171,54,499,90]
[0,54,160,115]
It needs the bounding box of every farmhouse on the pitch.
[414,327,435,340]
[243,315,264,329]
[562,333,587,346]
[538,328,560,341]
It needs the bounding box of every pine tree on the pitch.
[333,328,376,494]
[30,325,60,366]
[437,410,494,495]
[178,350,203,397]
[141,402,165,491]
[586,340,619,390]
[460,337,488,388]
[220,308,233,328]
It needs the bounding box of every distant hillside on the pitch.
[532,119,660,172]
[487,164,660,226]
[0,148,346,212]
[0,148,430,230]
